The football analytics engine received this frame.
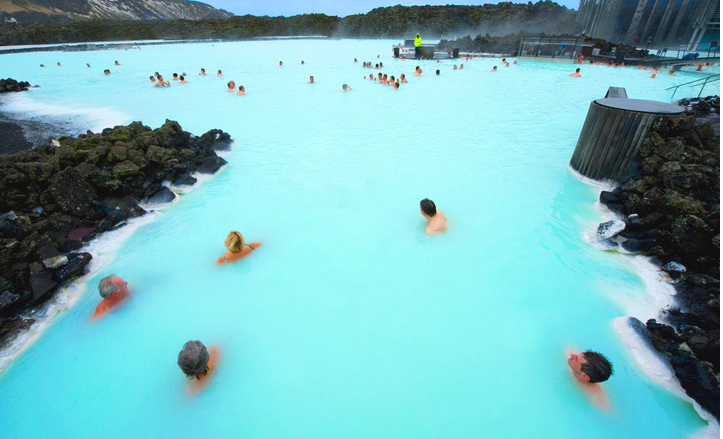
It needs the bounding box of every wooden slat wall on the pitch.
[569,101,664,182]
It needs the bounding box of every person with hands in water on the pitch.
[217,231,261,264]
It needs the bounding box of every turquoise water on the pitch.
[0,40,716,438]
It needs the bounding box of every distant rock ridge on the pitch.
[0,0,232,23]
[0,120,232,346]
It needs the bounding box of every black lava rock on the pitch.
[595,103,720,419]
[196,156,227,174]
[173,174,197,186]
[29,271,57,302]
[0,78,30,93]
[0,120,231,348]
[54,252,92,284]
[144,187,176,204]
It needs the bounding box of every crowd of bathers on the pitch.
[38,48,644,405]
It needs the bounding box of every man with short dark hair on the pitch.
[567,349,613,410]
[420,198,447,234]
[568,350,613,383]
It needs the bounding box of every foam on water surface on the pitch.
[0,40,717,438]
[1,91,131,134]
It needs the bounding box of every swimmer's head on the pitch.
[201,68,205,73]
[173,73,178,78]
[150,76,156,81]
[569,350,613,383]
[239,85,245,91]
[301,60,304,64]
[98,275,119,299]
[416,66,420,71]
[342,84,349,90]
[224,231,245,253]
[420,198,437,217]
[178,340,210,379]
[155,72,160,77]
[98,275,127,299]
[435,69,440,75]
[575,68,580,73]
[180,75,185,81]
[310,76,314,81]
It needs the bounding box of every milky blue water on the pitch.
[0,40,717,438]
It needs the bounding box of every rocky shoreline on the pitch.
[0,119,232,348]
[0,77,84,155]
[595,98,720,420]
[0,78,30,93]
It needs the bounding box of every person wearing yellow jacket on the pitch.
[414,33,422,59]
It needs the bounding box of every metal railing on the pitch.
[665,74,720,100]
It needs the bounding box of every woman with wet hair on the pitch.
[217,231,261,264]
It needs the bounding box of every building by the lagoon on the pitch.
[577,0,720,51]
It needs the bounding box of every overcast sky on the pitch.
[202,1,580,17]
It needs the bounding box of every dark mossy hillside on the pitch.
[0,2,579,45]
[0,120,231,344]
[337,2,578,38]
[0,0,232,23]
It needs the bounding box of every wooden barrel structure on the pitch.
[569,98,684,182]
